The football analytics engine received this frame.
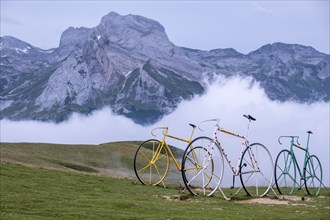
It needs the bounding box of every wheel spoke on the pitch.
[134,140,169,186]
[240,144,273,197]
[304,155,322,195]
[153,163,166,183]
[185,154,200,167]
[274,149,297,195]
[182,137,223,196]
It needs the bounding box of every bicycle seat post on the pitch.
[244,117,251,139]
[188,124,197,142]
[306,131,313,150]
[243,114,256,139]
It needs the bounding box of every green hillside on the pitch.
[0,142,329,219]
[0,142,184,185]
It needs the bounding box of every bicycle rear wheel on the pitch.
[274,149,297,195]
[240,143,273,197]
[134,139,170,186]
[181,137,223,196]
[304,155,322,196]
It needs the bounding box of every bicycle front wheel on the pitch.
[274,149,297,195]
[181,137,224,196]
[240,143,274,197]
[134,139,170,186]
[304,155,322,196]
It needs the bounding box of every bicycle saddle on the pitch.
[189,123,196,128]
[243,114,256,121]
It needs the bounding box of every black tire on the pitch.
[134,139,169,185]
[304,155,322,196]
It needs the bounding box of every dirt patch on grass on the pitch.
[235,195,312,205]
[162,195,192,202]
[236,198,289,205]
[280,195,312,202]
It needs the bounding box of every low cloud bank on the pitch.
[0,109,146,144]
[1,77,329,186]
[155,77,329,187]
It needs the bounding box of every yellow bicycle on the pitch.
[134,124,198,186]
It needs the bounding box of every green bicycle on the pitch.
[274,131,323,196]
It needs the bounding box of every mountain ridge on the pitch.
[1,12,329,125]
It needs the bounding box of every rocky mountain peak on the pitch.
[249,42,321,57]
[100,11,166,34]
[1,36,26,49]
[58,26,93,55]
[209,48,243,57]
[96,11,172,53]
[1,36,37,55]
[0,12,329,125]
[0,36,53,62]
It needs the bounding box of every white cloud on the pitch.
[0,15,22,26]
[151,76,330,187]
[1,77,329,187]
[252,2,274,16]
[0,108,146,144]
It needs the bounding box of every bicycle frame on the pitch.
[211,116,253,177]
[182,115,274,198]
[278,133,312,187]
[275,130,326,196]
[134,124,197,187]
[151,125,196,171]
[200,116,263,190]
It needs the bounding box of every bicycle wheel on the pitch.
[134,139,170,186]
[274,149,297,195]
[304,155,322,196]
[240,143,273,197]
[181,136,224,196]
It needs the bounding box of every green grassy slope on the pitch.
[1,142,139,176]
[0,142,184,184]
[1,142,329,219]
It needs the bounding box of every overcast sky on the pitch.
[1,0,329,54]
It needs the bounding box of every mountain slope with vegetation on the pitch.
[1,12,329,124]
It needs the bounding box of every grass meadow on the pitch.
[0,142,329,219]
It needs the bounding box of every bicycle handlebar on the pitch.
[197,115,255,132]
[151,127,168,136]
[278,136,300,145]
[198,118,220,131]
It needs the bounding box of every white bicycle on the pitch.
[181,115,274,200]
